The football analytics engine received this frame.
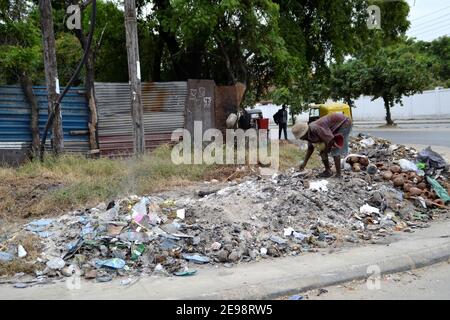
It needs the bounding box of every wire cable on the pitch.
[40,0,97,160]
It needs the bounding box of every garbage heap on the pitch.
[348,134,449,209]
[0,135,448,286]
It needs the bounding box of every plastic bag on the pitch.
[426,177,450,204]
[399,159,419,173]
[416,147,448,170]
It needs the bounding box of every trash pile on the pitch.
[348,134,450,209]
[0,134,449,287]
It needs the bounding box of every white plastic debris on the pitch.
[399,159,419,173]
[360,138,375,147]
[131,197,149,219]
[292,232,307,241]
[359,204,380,215]
[260,247,268,256]
[176,208,186,220]
[284,227,295,236]
[17,245,27,258]
[309,180,329,192]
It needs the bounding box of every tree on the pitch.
[413,36,450,88]
[0,0,42,155]
[329,59,367,109]
[39,0,64,154]
[365,45,433,125]
[124,0,145,155]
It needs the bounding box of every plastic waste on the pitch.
[176,209,186,220]
[308,180,329,192]
[0,252,13,262]
[360,204,380,215]
[426,177,450,204]
[174,268,197,277]
[360,138,375,148]
[118,231,149,243]
[182,253,210,264]
[131,244,146,261]
[417,147,448,170]
[292,232,307,241]
[95,258,126,269]
[17,245,27,258]
[417,162,426,170]
[284,227,295,236]
[260,248,268,255]
[288,295,304,300]
[25,219,53,233]
[398,159,419,173]
[131,197,149,219]
[270,235,287,245]
[160,238,179,250]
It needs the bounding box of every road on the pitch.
[300,261,450,300]
[352,128,450,148]
[270,125,450,148]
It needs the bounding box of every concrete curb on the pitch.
[238,242,450,300]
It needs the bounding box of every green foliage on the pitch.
[365,44,433,105]
[330,42,433,124]
[413,36,450,89]
[330,59,368,107]
[0,0,43,83]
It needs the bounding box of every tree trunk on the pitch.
[39,0,63,154]
[74,25,99,151]
[19,72,40,157]
[383,96,394,125]
[124,0,145,155]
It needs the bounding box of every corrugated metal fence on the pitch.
[0,85,89,155]
[95,82,187,156]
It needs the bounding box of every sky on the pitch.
[405,0,450,41]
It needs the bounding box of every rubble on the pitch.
[0,134,448,286]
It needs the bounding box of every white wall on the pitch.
[254,103,290,126]
[352,88,450,121]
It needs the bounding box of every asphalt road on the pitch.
[301,261,450,300]
[352,128,450,148]
[270,126,450,148]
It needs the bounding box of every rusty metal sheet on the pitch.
[215,83,246,133]
[95,82,187,156]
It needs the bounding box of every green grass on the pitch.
[0,143,319,219]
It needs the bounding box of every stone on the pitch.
[217,250,229,262]
[227,250,241,263]
[46,257,65,270]
[84,269,97,279]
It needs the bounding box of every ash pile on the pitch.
[1,135,449,287]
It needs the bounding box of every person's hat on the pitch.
[292,122,309,139]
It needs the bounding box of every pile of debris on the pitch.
[0,134,449,287]
[348,134,449,209]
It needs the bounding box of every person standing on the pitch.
[274,105,288,140]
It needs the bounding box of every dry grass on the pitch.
[0,233,45,276]
[0,143,318,220]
